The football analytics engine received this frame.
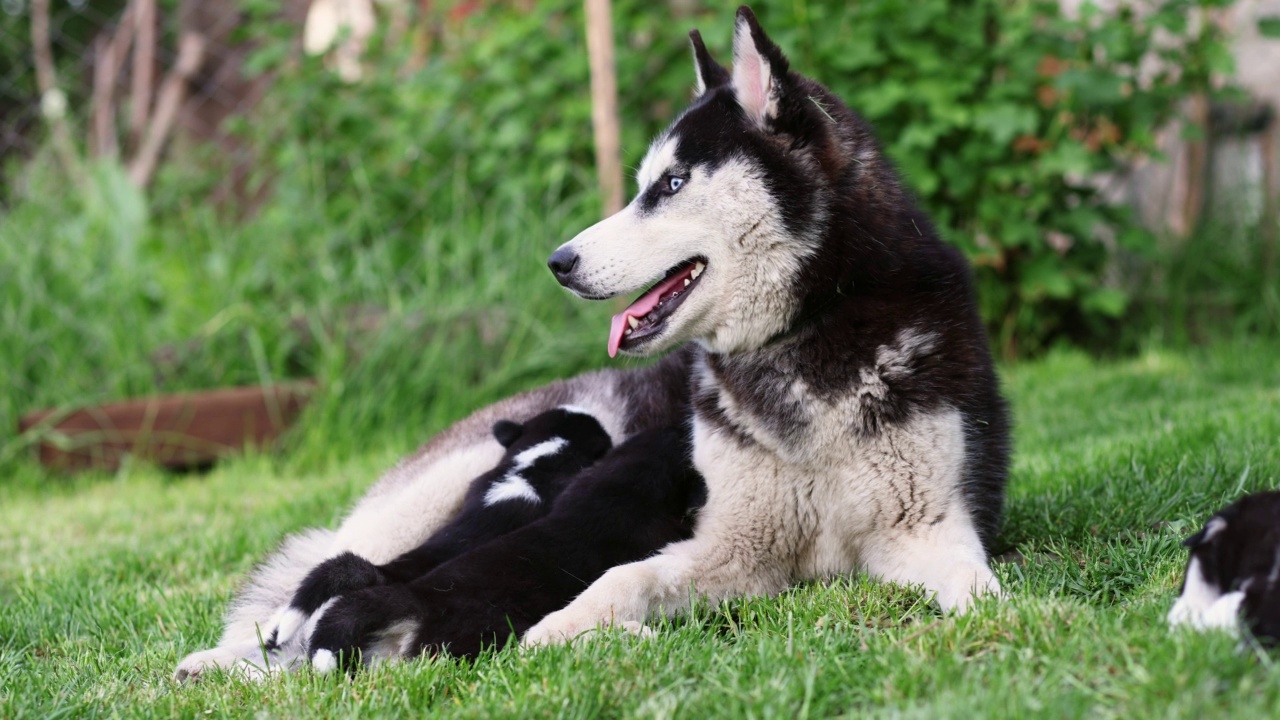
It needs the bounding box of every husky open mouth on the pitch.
[608,257,706,357]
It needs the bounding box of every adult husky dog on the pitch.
[174,6,1008,680]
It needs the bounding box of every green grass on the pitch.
[2,339,1278,718]
[4,5,1276,712]
[2,137,1278,718]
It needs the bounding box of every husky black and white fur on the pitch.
[262,406,612,652]
[307,426,704,671]
[174,6,1009,680]
[1167,491,1280,647]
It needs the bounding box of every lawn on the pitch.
[1,338,1278,718]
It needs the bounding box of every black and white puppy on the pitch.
[266,406,612,649]
[307,425,705,671]
[1168,490,1280,647]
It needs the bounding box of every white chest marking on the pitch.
[484,475,541,506]
[512,438,567,469]
[482,437,569,506]
[1167,557,1224,629]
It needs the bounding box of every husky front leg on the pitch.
[521,534,790,645]
[859,509,1000,612]
[851,410,1002,612]
[523,430,795,645]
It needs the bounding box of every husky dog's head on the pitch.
[549,6,892,358]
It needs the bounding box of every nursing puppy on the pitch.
[1168,491,1280,647]
[265,406,612,651]
[306,426,705,670]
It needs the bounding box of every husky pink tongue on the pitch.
[607,270,690,357]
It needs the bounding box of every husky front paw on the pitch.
[523,614,653,648]
[522,606,615,647]
[265,552,387,648]
[173,644,291,683]
[939,565,1004,613]
[618,620,656,639]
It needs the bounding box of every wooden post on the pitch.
[30,0,82,182]
[130,0,157,150]
[90,3,137,158]
[128,32,207,188]
[1177,94,1210,238]
[1261,121,1278,280]
[584,0,623,218]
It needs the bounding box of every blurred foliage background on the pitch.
[1,0,1278,473]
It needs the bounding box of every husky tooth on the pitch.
[691,262,704,279]
[628,316,639,329]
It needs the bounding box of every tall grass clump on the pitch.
[0,153,618,474]
[1,161,163,466]
[1137,215,1280,347]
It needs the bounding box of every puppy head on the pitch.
[490,406,612,465]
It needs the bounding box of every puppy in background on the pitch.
[1168,490,1280,647]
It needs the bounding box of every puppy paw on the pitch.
[1200,591,1244,632]
[1167,596,1199,628]
[271,552,386,649]
[310,648,340,675]
[1168,590,1244,634]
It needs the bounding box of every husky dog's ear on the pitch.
[689,29,730,97]
[731,6,790,129]
[491,420,523,448]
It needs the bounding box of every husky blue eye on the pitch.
[667,176,685,193]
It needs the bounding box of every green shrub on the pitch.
[783,0,1233,356]
[226,0,1231,357]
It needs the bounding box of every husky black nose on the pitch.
[547,247,579,285]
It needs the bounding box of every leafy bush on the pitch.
[761,0,1232,356]
[223,0,1231,357]
[212,0,694,257]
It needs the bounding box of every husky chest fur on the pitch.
[526,6,1009,643]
